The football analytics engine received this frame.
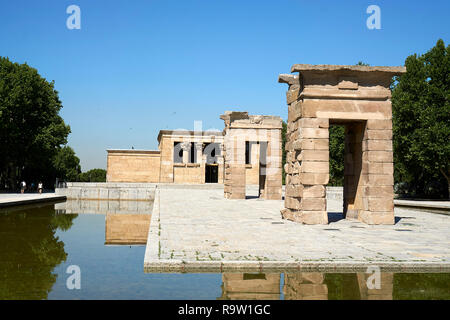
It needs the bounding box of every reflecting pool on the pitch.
[0,203,448,300]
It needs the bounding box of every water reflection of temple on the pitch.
[219,272,395,300]
[219,273,281,300]
[55,200,152,246]
[283,273,328,300]
[105,214,151,245]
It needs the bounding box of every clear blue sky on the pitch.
[1,0,448,170]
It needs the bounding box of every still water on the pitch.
[0,203,449,300]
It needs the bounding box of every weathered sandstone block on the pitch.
[302,198,326,211]
[303,185,326,198]
[299,173,329,185]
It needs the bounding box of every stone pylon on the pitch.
[279,64,406,225]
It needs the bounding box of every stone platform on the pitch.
[0,193,66,208]
[144,186,450,273]
[56,182,156,201]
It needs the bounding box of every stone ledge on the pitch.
[144,260,450,274]
[291,64,406,74]
[0,194,66,209]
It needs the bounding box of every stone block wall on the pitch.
[107,150,161,183]
[56,182,156,201]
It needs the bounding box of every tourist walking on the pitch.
[20,181,26,194]
[38,181,43,194]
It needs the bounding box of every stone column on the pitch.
[279,74,329,224]
[262,130,282,200]
[360,120,395,224]
[195,142,203,164]
[218,143,225,183]
[224,134,246,199]
[181,142,190,164]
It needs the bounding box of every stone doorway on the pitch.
[205,164,218,183]
[330,120,366,220]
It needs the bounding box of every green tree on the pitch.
[53,146,81,182]
[392,39,450,199]
[0,205,77,299]
[78,168,107,182]
[0,57,71,189]
[329,125,345,186]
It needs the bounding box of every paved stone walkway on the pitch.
[0,193,66,208]
[144,186,450,272]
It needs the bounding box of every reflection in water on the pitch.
[105,214,151,245]
[284,273,328,300]
[56,199,153,246]
[219,273,280,300]
[0,202,449,300]
[219,272,450,300]
[0,205,77,300]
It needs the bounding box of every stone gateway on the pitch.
[279,64,406,225]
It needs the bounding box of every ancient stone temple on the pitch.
[107,130,225,184]
[221,111,283,200]
[279,64,406,225]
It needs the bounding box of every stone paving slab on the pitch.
[0,193,66,208]
[144,187,450,273]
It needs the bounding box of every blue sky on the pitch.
[1,0,448,170]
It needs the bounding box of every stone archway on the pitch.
[279,64,406,225]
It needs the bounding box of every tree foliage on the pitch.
[53,146,81,182]
[0,205,77,299]
[0,57,78,189]
[329,125,345,186]
[392,39,450,198]
[78,168,107,182]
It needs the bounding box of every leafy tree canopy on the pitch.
[78,168,107,182]
[392,39,450,198]
[53,146,81,182]
[0,57,77,189]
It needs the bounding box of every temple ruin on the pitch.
[106,112,282,200]
[221,111,283,200]
[279,64,406,225]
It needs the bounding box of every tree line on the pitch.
[0,57,105,191]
